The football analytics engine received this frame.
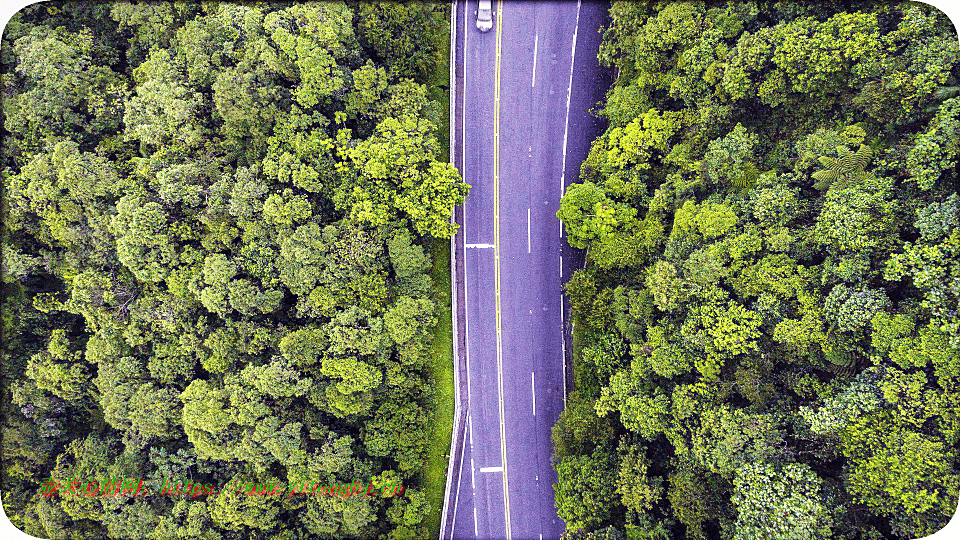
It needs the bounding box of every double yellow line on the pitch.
[492,0,511,538]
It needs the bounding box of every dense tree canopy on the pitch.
[555,2,960,539]
[2,2,460,538]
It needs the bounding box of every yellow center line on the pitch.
[493,1,511,538]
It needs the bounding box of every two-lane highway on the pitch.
[445,1,610,538]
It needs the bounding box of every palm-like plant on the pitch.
[822,338,858,377]
[811,144,874,191]
[730,162,760,191]
[924,85,960,114]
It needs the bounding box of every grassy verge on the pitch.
[423,237,454,539]
[423,5,454,538]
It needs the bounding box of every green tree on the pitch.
[336,114,468,238]
[731,462,833,540]
[554,451,619,533]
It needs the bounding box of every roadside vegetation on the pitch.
[553,3,960,539]
[1,2,462,538]
[423,5,455,538]
[424,235,454,539]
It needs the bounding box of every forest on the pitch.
[553,2,960,539]
[1,1,463,539]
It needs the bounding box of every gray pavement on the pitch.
[445,2,611,539]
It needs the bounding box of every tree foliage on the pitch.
[2,2,459,538]
[556,2,960,538]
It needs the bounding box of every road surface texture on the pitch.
[442,1,611,539]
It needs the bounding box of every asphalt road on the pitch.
[446,1,611,539]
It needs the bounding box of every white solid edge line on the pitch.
[461,0,472,421]
[461,7,477,539]
[561,294,567,406]
[559,0,581,198]
[557,0,580,412]
[442,3,462,539]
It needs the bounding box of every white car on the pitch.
[476,0,493,32]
